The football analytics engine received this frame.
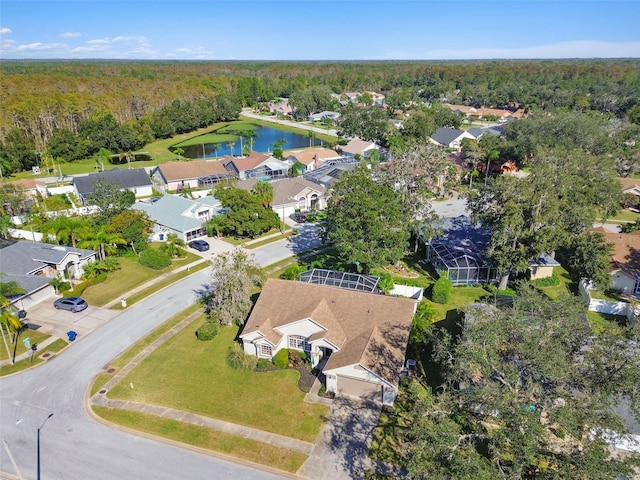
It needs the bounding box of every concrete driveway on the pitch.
[299,397,381,480]
[23,299,120,338]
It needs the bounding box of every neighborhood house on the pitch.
[73,168,153,204]
[151,159,235,192]
[240,277,418,405]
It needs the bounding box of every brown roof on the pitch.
[342,139,376,155]
[224,152,269,172]
[241,278,416,386]
[156,159,231,182]
[596,229,640,277]
[236,177,326,206]
[618,177,640,193]
[445,104,525,119]
[285,148,341,166]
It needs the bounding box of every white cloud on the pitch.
[59,32,81,39]
[380,41,640,60]
[164,46,215,59]
[0,27,12,35]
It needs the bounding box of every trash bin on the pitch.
[67,331,77,342]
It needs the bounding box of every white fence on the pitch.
[390,284,424,301]
[579,279,635,321]
[9,228,43,241]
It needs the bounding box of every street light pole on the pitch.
[37,413,53,480]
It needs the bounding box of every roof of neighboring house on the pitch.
[73,168,152,198]
[341,138,378,155]
[153,159,232,183]
[529,253,561,268]
[236,177,326,206]
[223,152,270,172]
[618,177,640,195]
[303,161,357,188]
[445,104,525,119]
[133,194,222,234]
[0,238,95,296]
[6,178,47,192]
[430,128,469,146]
[593,227,640,278]
[285,148,342,166]
[241,278,416,387]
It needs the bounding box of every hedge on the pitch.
[138,248,171,270]
[195,322,219,341]
[432,277,452,304]
[273,348,290,369]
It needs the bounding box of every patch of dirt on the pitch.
[384,262,419,279]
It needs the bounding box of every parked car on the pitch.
[289,213,307,223]
[54,297,88,313]
[188,239,210,251]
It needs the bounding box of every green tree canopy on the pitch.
[211,185,279,238]
[407,290,640,480]
[321,166,410,273]
[87,178,136,225]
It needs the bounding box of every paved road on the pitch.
[0,233,326,480]
[241,110,338,137]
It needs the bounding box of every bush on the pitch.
[227,343,257,370]
[64,273,107,297]
[533,272,560,287]
[280,265,304,280]
[289,349,307,366]
[273,348,290,369]
[138,248,171,270]
[256,358,274,370]
[58,281,72,293]
[432,277,452,304]
[195,322,219,341]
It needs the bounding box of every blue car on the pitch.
[188,240,210,251]
[54,297,88,313]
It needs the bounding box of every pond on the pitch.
[180,125,322,159]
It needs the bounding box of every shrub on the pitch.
[195,322,219,341]
[280,265,304,280]
[432,277,452,304]
[138,248,171,270]
[256,358,273,370]
[227,343,257,370]
[533,272,560,287]
[289,349,307,366]
[65,273,107,297]
[273,348,290,369]
[58,281,72,293]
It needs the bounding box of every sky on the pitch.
[1,1,639,60]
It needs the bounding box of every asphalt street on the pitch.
[0,237,312,480]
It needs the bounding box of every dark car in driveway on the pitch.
[54,297,88,313]
[188,239,210,251]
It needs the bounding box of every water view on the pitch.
[181,125,322,159]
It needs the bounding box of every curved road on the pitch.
[0,230,322,480]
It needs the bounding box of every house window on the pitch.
[288,335,310,352]
[259,344,272,357]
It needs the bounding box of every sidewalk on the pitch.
[0,335,60,367]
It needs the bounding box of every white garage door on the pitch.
[337,375,382,403]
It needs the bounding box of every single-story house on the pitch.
[2,178,48,215]
[236,177,327,219]
[223,152,290,180]
[466,126,503,140]
[0,238,96,309]
[618,177,640,198]
[444,104,526,121]
[132,194,223,242]
[307,111,341,123]
[593,227,640,296]
[340,139,382,159]
[284,148,342,173]
[151,159,235,192]
[240,278,418,405]
[429,128,476,150]
[269,98,293,116]
[73,168,153,204]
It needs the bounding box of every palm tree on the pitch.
[0,214,14,240]
[79,227,127,261]
[174,147,184,161]
[42,216,90,248]
[93,148,111,172]
[119,151,133,169]
[253,181,274,208]
[0,278,25,364]
[227,141,235,157]
[162,233,186,258]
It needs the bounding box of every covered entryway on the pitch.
[337,375,382,404]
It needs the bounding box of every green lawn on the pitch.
[93,406,307,473]
[596,209,640,223]
[0,338,67,376]
[81,249,201,307]
[106,325,327,443]
[0,327,51,361]
[536,266,575,300]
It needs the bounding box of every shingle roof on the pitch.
[133,195,222,234]
[154,159,232,183]
[236,177,326,206]
[342,139,377,155]
[223,152,270,172]
[73,168,152,198]
[593,228,640,278]
[285,148,341,166]
[241,278,416,386]
[430,128,466,146]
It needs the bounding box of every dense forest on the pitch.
[1,60,639,174]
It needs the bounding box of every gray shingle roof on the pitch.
[74,168,152,198]
[430,128,466,146]
[133,195,222,234]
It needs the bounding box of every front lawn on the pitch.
[106,324,327,443]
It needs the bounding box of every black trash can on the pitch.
[67,331,77,342]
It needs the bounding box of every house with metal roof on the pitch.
[0,239,96,309]
[73,168,153,204]
[132,194,223,242]
[240,278,417,405]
